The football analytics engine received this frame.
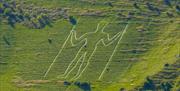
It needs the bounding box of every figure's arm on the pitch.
[102,32,121,46]
[70,30,87,46]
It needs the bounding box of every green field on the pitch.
[0,0,180,91]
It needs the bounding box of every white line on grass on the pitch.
[43,25,77,78]
[70,52,87,80]
[58,23,101,78]
[64,52,87,79]
[98,23,129,80]
[71,22,123,80]
[59,40,87,78]
[46,19,123,80]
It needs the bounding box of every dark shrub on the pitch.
[7,16,15,27]
[176,5,180,12]
[105,2,113,7]
[74,81,81,86]
[120,88,125,91]
[48,38,52,44]
[164,63,169,67]
[18,15,24,21]
[37,15,47,28]
[0,8,3,14]
[164,0,171,6]
[80,82,91,91]
[42,14,52,27]
[3,2,10,8]
[69,16,77,25]
[133,2,139,9]
[154,8,161,16]
[142,77,155,90]
[146,2,155,11]
[160,82,172,91]
[74,81,91,91]
[166,12,174,17]
[63,81,71,86]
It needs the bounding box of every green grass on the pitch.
[0,0,180,91]
[103,21,180,91]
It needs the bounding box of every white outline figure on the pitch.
[59,21,124,80]
[44,20,128,81]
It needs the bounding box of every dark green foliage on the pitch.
[69,16,77,25]
[48,38,52,44]
[176,5,180,12]
[37,15,46,28]
[0,1,53,29]
[119,88,125,91]
[142,77,155,90]
[41,14,52,27]
[74,81,81,86]
[133,2,139,9]
[154,8,161,16]
[164,0,171,6]
[63,81,71,86]
[24,12,30,20]
[18,15,24,21]
[0,1,23,27]
[3,2,10,8]
[146,2,161,16]
[166,12,174,17]
[146,2,155,11]
[36,14,51,28]
[138,61,180,91]
[74,82,91,91]
[164,63,169,67]
[7,16,15,27]
[105,2,113,7]
[160,82,173,91]
[0,8,3,14]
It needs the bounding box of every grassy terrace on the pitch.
[0,0,180,91]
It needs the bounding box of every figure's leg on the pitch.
[71,48,97,80]
[70,52,87,80]
[64,52,87,79]
[58,47,85,78]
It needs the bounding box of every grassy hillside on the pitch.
[0,0,179,91]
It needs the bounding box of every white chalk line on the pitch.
[98,23,129,80]
[45,19,123,80]
[70,52,87,80]
[70,22,123,80]
[58,23,101,78]
[72,44,98,80]
[43,18,83,78]
[43,25,77,78]
[69,23,109,80]
[59,39,87,78]
[64,52,87,79]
